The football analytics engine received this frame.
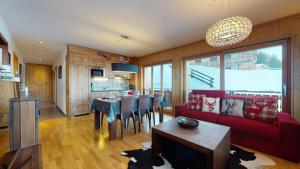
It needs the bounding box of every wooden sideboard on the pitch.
[9,96,39,151]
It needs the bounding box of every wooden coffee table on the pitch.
[152,117,230,169]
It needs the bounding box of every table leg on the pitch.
[109,120,117,140]
[94,111,101,129]
[152,129,167,157]
[159,109,163,123]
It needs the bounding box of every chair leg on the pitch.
[147,113,151,129]
[152,111,156,126]
[101,112,104,126]
[126,119,129,130]
[138,113,141,133]
[120,118,124,140]
[132,116,136,134]
[159,109,163,123]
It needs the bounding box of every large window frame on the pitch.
[184,39,291,113]
[143,62,173,110]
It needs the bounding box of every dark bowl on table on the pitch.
[176,116,199,129]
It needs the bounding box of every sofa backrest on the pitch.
[225,94,279,101]
[191,90,226,98]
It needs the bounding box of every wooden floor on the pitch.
[39,103,65,120]
[0,113,299,169]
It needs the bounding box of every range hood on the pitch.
[111,63,138,73]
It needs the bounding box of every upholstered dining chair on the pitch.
[136,95,151,132]
[152,94,164,125]
[117,96,139,139]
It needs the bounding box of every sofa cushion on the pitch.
[221,98,245,117]
[244,98,278,124]
[202,97,220,114]
[217,115,280,142]
[180,110,219,123]
[187,93,205,111]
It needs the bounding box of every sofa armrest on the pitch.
[277,112,300,161]
[175,103,189,117]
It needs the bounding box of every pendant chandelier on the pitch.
[206,16,252,47]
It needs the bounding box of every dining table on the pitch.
[91,96,165,140]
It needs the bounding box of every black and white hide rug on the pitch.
[121,142,275,169]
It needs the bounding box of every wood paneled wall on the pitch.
[136,13,300,121]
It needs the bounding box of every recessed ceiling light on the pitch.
[39,41,44,44]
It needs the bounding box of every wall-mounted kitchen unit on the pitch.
[66,44,136,117]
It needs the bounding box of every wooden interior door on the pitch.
[27,64,41,98]
[26,64,52,102]
[40,66,52,102]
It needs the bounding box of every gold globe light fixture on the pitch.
[206,16,252,47]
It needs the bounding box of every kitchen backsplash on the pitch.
[91,78,129,91]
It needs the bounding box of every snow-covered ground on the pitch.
[187,65,281,92]
[152,65,281,93]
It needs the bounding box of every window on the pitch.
[144,66,152,91]
[143,63,173,110]
[153,65,161,94]
[225,45,284,111]
[185,40,289,112]
[163,64,172,108]
[225,45,282,93]
[186,56,221,92]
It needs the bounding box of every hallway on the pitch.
[39,103,65,120]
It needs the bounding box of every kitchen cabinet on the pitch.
[69,65,90,116]
[0,81,15,128]
[89,55,106,67]
[0,107,8,128]
[67,44,135,117]
[69,53,90,66]
[0,46,10,65]
[0,33,9,65]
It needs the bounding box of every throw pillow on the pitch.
[221,98,245,117]
[244,99,278,123]
[187,93,205,111]
[188,93,205,103]
[202,97,220,114]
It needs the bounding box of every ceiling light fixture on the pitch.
[39,41,44,44]
[206,16,252,47]
[111,34,138,73]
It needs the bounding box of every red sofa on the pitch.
[175,90,300,162]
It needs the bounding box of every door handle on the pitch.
[283,83,287,97]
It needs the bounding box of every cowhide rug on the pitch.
[121,142,275,169]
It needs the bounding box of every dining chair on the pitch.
[117,96,139,139]
[152,94,164,125]
[136,95,151,132]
